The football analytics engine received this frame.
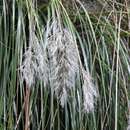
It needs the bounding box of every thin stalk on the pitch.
[115,11,122,130]
[24,85,30,130]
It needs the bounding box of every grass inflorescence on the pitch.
[0,0,130,130]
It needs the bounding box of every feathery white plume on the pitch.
[82,70,98,113]
[45,21,79,107]
[20,33,49,87]
[20,34,39,87]
[20,19,98,112]
[21,49,36,87]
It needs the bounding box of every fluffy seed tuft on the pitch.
[45,21,79,107]
[82,70,98,113]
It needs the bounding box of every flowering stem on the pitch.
[24,84,30,130]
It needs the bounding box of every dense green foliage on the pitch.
[0,0,130,130]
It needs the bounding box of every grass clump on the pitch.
[0,0,130,130]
